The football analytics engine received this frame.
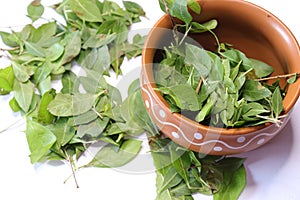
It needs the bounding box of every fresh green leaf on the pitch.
[9,97,21,112]
[171,0,192,24]
[213,165,246,200]
[87,139,142,168]
[33,61,52,84]
[29,22,57,45]
[47,118,75,147]
[60,31,81,65]
[271,87,283,118]
[0,66,15,95]
[26,119,56,163]
[69,0,103,22]
[61,71,79,94]
[46,43,64,61]
[158,166,182,194]
[27,0,44,22]
[38,89,56,124]
[242,80,272,101]
[123,1,146,16]
[164,84,200,111]
[187,0,201,14]
[169,143,191,184]
[48,93,96,117]
[24,41,46,57]
[13,80,34,113]
[12,62,30,82]
[77,117,109,138]
[185,43,212,77]
[287,73,297,84]
[73,110,98,125]
[249,58,274,78]
[190,19,218,33]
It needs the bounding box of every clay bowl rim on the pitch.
[141,0,300,136]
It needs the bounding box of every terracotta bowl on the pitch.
[141,0,300,155]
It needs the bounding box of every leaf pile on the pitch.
[126,80,246,200]
[0,0,146,166]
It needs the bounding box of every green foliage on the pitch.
[0,0,146,166]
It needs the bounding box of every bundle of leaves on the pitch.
[0,0,147,178]
[154,1,298,128]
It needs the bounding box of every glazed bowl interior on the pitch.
[142,0,300,136]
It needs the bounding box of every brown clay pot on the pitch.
[141,0,300,155]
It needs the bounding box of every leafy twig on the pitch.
[254,72,300,82]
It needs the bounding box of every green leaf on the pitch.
[30,22,57,45]
[159,84,200,111]
[73,110,98,125]
[87,139,142,168]
[250,58,274,78]
[185,43,212,77]
[24,41,46,57]
[38,76,51,95]
[77,117,109,138]
[69,0,103,22]
[220,49,252,71]
[287,73,297,84]
[38,89,56,124]
[271,87,283,118]
[48,93,96,117]
[13,81,34,113]
[33,61,52,84]
[242,102,269,118]
[0,66,15,95]
[9,97,21,112]
[190,19,218,33]
[27,0,44,22]
[61,71,79,94]
[169,143,191,184]
[12,62,30,82]
[46,43,64,61]
[242,80,272,101]
[195,96,215,122]
[171,0,192,24]
[0,31,19,47]
[158,166,182,194]
[187,0,201,14]
[123,1,146,16]
[213,165,246,200]
[60,31,81,65]
[26,119,56,163]
[47,118,75,147]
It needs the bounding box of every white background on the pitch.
[0,0,299,200]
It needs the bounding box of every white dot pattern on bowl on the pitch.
[141,81,288,154]
[159,110,166,118]
[237,136,246,143]
[214,146,223,152]
[171,132,180,139]
[194,132,203,140]
[145,100,150,108]
[257,138,265,145]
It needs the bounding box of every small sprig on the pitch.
[254,72,300,82]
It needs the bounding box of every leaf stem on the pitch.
[0,118,24,134]
[254,72,300,82]
[64,150,79,188]
[0,47,19,52]
[162,0,176,27]
[196,76,204,94]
